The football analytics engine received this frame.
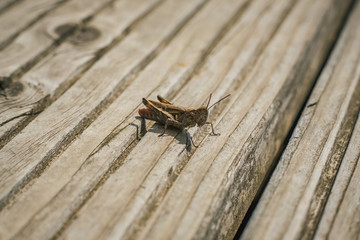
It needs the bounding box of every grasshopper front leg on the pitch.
[206,121,220,136]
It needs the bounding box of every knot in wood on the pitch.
[54,23,77,37]
[0,76,24,97]
[70,26,101,44]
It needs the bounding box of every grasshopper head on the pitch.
[195,107,208,126]
[195,93,231,127]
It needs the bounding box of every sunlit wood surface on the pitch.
[0,0,359,239]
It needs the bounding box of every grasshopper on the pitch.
[138,93,230,147]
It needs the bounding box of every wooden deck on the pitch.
[0,0,359,239]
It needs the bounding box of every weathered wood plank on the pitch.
[0,0,118,145]
[139,1,354,239]
[0,0,18,14]
[0,0,209,239]
[56,0,351,239]
[57,0,275,238]
[0,0,205,206]
[314,113,360,240]
[0,0,355,240]
[241,1,360,239]
[0,0,207,203]
[0,0,65,50]
[0,0,253,238]
[0,0,162,147]
[0,0,113,77]
[0,2,166,206]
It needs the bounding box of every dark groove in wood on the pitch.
[235,0,358,238]
[0,0,196,212]
[323,119,360,238]
[1,1,211,237]
[103,1,272,238]
[0,0,68,51]
[0,0,164,150]
[199,1,354,238]
[50,137,139,240]
[48,1,213,238]
[301,79,360,239]
[9,0,116,80]
[28,1,257,238]
[164,0,299,237]
[0,0,22,15]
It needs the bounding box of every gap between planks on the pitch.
[0,0,67,50]
[240,0,360,238]
[0,0,22,15]
[0,0,354,239]
[236,0,360,236]
[0,0,276,237]
[0,0,211,212]
[57,0,350,239]
[0,0,165,148]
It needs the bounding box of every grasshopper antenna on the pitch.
[207,94,230,110]
[206,93,212,109]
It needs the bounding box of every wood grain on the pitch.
[0,0,356,239]
[0,0,18,14]
[241,1,360,239]
[0,0,113,77]
[0,0,251,238]
[0,0,206,204]
[61,0,351,239]
[0,0,162,147]
[0,0,119,146]
[0,0,65,50]
[315,113,360,240]
[0,0,209,238]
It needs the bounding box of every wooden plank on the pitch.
[314,114,360,240]
[0,1,355,240]
[52,0,270,239]
[138,0,354,239]
[57,0,351,239]
[0,0,65,50]
[0,0,252,237]
[58,0,292,237]
[0,0,18,14]
[0,0,209,239]
[0,0,162,146]
[0,0,112,77]
[0,0,204,208]
[241,1,360,239]
[0,0,118,145]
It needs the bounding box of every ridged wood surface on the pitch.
[0,0,358,239]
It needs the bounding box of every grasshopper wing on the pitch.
[139,98,174,123]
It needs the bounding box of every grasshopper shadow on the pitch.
[133,116,147,138]
[136,117,193,152]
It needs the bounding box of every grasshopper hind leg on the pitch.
[157,95,172,105]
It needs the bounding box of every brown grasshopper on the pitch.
[138,93,230,147]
